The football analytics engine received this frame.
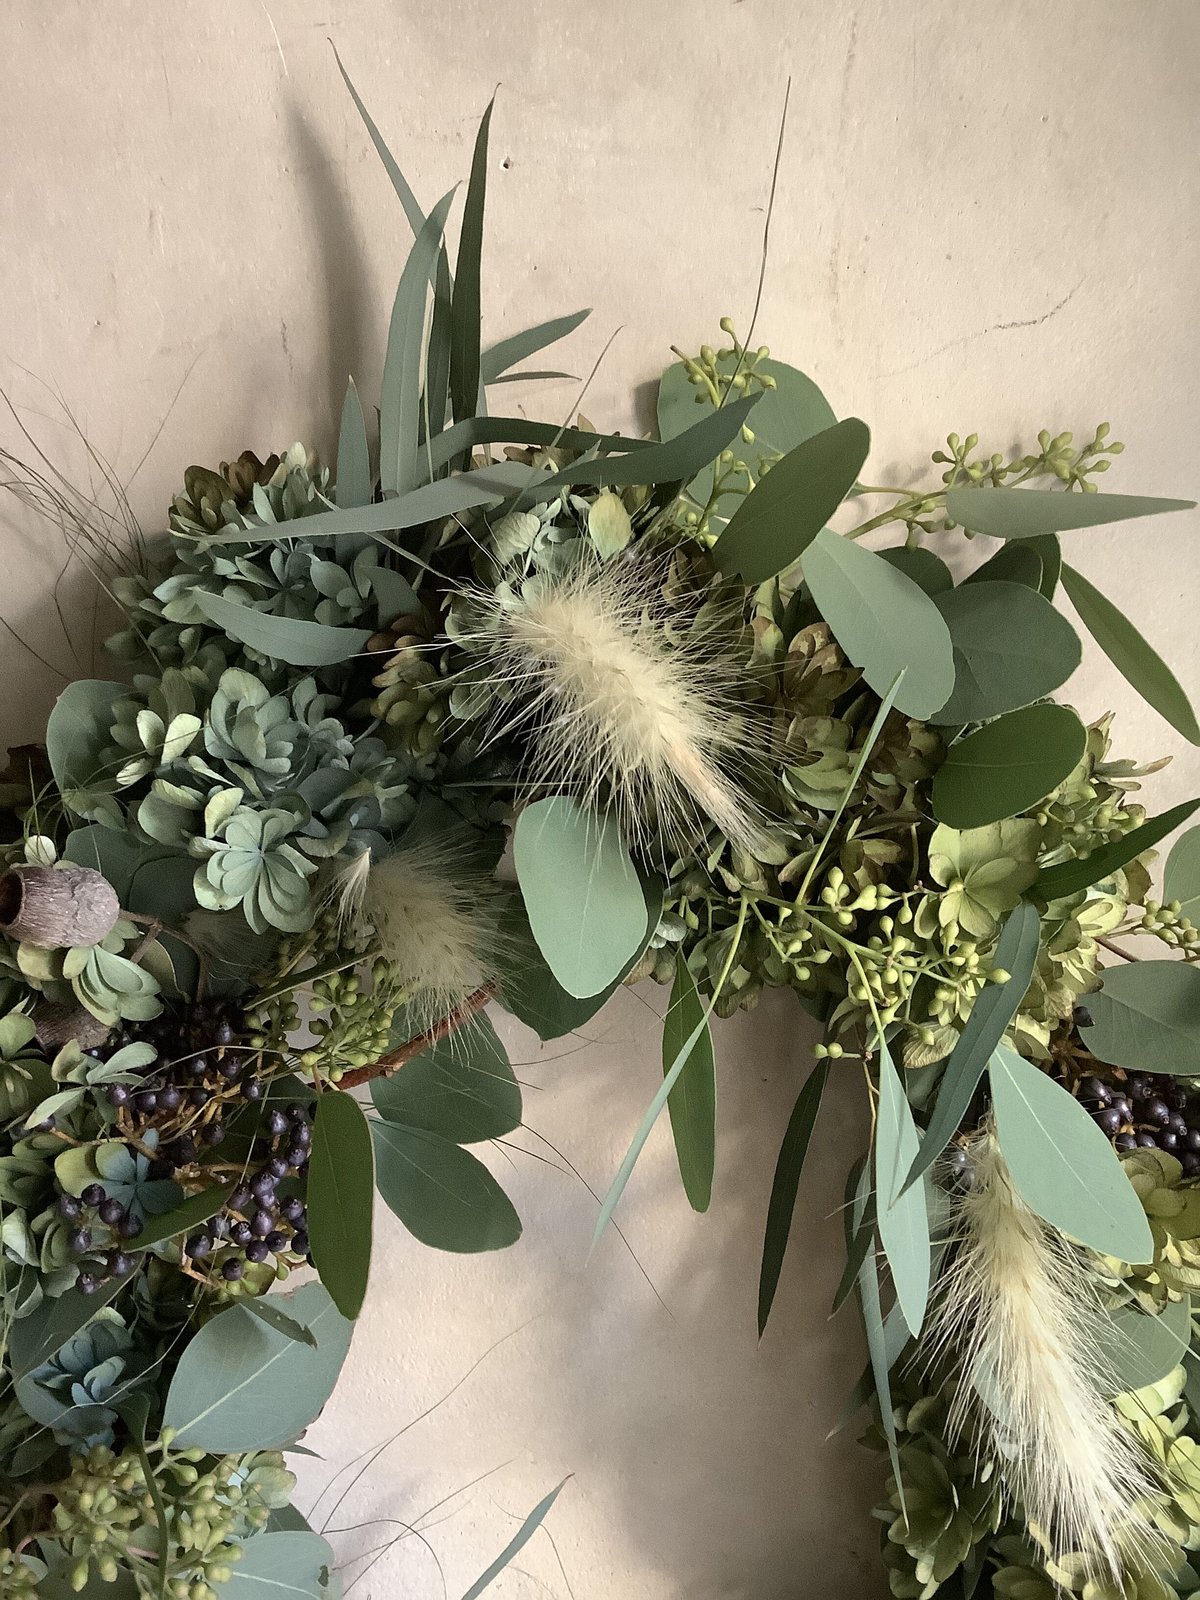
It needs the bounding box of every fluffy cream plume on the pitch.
[329,842,504,1032]
[453,552,770,858]
[928,1130,1163,1580]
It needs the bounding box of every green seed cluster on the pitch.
[1140,898,1200,960]
[49,1439,292,1596]
[0,1549,41,1597]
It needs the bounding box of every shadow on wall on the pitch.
[505,984,886,1600]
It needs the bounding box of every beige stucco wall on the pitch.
[2,2,1198,1595]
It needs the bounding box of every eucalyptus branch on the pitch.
[338,983,498,1089]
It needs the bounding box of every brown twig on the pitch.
[1098,935,1140,963]
[339,984,498,1089]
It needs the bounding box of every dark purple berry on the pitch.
[58,1193,82,1220]
[1137,1132,1158,1148]
[291,1229,309,1255]
[266,1109,289,1138]
[172,1136,197,1165]
[250,1210,274,1239]
[134,1090,158,1114]
[1146,1098,1172,1126]
[1185,1153,1200,1177]
[209,1214,230,1240]
[245,1240,270,1264]
[230,1221,253,1248]
[201,1121,225,1148]
[98,1198,125,1227]
[244,1080,263,1102]
[158,1085,183,1112]
[189,1087,211,1107]
[1116,1133,1137,1152]
[1100,1108,1122,1136]
[220,1057,243,1081]
[106,1085,130,1108]
[1187,1129,1200,1152]
[148,1158,174,1181]
[119,1214,143,1240]
[291,1121,312,1149]
[281,1196,305,1224]
[229,1187,252,1212]
[78,1271,99,1294]
[266,1229,288,1253]
[107,1250,134,1276]
[287,1104,306,1124]
[221,1258,244,1282]
[250,1171,276,1202]
[68,1227,92,1255]
[185,1233,212,1259]
[216,1020,235,1047]
[82,1184,105,1207]
[268,1157,289,1179]
[1162,1131,1181,1152]
[1073,1004,1094,1030]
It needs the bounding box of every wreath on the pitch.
[1,56,1199,1600]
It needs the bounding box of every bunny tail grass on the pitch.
[353,840,505,1035]
[929,1130,1163,1580]
[453,553,770,857]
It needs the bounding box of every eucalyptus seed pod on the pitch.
[31,999,111,1052]
[0,864,120,949]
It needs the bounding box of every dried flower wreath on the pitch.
[1,54,1198,1600]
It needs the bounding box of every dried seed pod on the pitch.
[31,999,111,1052]
[0,864,120,950]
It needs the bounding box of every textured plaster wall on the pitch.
[1,3,1199,1596]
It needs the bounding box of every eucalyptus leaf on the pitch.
[932,581,1081,724]
[989,1044,1153,1262]
[449,97,493,427]
[513,797,647,999]
[1165,825,1200,923]
[1033,797,1200,902]
[662,951,716,1214]
[713,418,870,586]
[877,546,953,596]
[193,591,373,668]
[1079,961,1200,1076]
[46,680,125,810]
[1060,563,1200,745]
[7,1277,127,1381]
[947,486,1194,539]
[481,310,591,382]
[852,1160,900,1480]
[965,542,1043,590]
[932,704,1087,828]
[371,1121,521,1252]
[135,1182,235,1249]
[211,1532,337,1599]
[874,1039,930,1338]
[162,1282,353,1451]
[332,45,427,236]
[335,377,372,510]
[460,1479,571,1600]
[308,1092,375,1320]
[496,877,663,1041]
[901,903,1042,1194]
[213,460,543,545]
[372,1014,520,1143]
[242,1299,320,1349]
[658,355,837,525]
[379,187,456,497]
[1095,1293,1192,1397]
[801,526,955,719]
[429,395,760,492]
[757,1058,829,1336]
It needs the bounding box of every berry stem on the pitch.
[338,983,498,1089]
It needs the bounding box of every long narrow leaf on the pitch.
[379,188,456,498]
[425,395,759,489]
[423,248,454,453]
[852,1162,901,1489]
[758,1057,830,1335]
[900,901,1041,1195]
[875,1038,930,1338]
[449,98,494,427]
[1061,562,1200,745]
[663,951,716,1213]
[481,309,591,382]
[335,377,372,510]
[459,1479,571,1600]
[332,45,427,236]
[1033,797,1200,902]
[210,461,543,546]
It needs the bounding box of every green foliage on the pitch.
[307,1091,374,1320]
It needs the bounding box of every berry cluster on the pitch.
[184,1102,313,1285]
[1078,1070,1200,1176]
[100,998,256,1164]
[58,1184,142,1294]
